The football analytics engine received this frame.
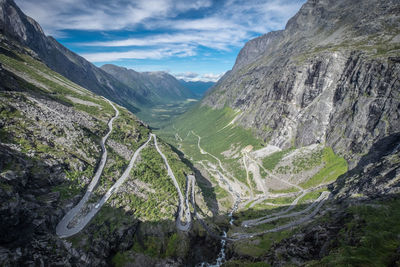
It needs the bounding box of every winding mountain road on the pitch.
[230,191,330,240]
[57,100,330,243]
[242,153,255,198]
[173,129,331,250]
[191,131,250,197]
[242,191,329,227]
[57,100,195,238]
[57,133,194,237]
[245,152,303,191]
[240,153,334,229]
[56,129,153,237]
[152,134,192,231]
[56,99,120,238]
[241,190,307,227]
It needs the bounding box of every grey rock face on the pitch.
[332,133,400,199]
[233,30,283,72]
[202,0,400,166]
[0,144,73,265]
[327,54,400,165]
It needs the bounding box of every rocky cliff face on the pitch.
[0,0,150,112]
[332,133,400,200]
[179,2,400,264]
[101,64,195,104]
[202,0,400,166]
[193,1,400,265]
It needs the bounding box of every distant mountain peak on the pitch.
[178,79,215,98]
[101,64,195,103]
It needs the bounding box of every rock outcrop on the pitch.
[332,133,400,200]
[202,0,400,166]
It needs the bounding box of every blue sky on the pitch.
[15,0,305,81]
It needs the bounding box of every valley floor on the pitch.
[150,105,357,265]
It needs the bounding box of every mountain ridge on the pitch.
[0,1,215,265]
[0,0,188,112]
[178,79,215,97]
[101,64,195,104]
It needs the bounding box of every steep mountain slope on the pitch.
[0,0,151,112]
[101,64,195,103]
[178,80,215,97]
[201,0,400,165]
[0,29,214,266]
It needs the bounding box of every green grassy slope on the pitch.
[165,105,263,156]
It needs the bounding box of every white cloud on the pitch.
[165,17,237,31]
[70,0,304,61]
[15,0,211,35]
[15,0,305,63]
[174,72,224,82]
[81,29,249,50]
[174,0,213,12]
[81,45,196,62]
[201,73,224,82]
[16,0,305,37]
[175,72,199,79]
